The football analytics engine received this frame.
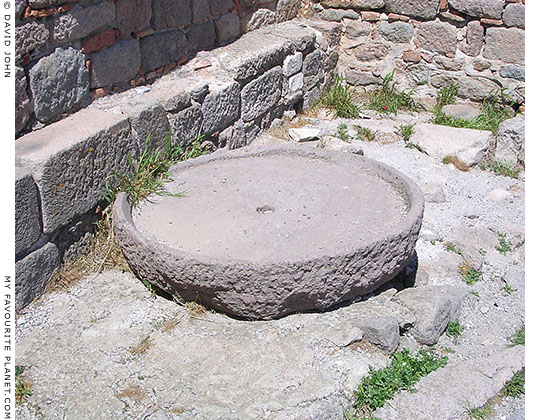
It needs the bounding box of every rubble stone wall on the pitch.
[312,0,525,107]
[15,0,302,135]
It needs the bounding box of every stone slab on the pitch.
[114,146,424,319]
[409,123,493,167]
[15,242,59,310]
[15,109,139,234]
[15,168,42,257]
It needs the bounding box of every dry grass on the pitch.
[158,317,182,333]
[47,208,129,293]
[115,385,146,402]
[296,0,315,19]
[442,155,470,172]
[129,335,153,355]
[184,301,208,319]
[266,115,311,140]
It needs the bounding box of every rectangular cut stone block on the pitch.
[484,27,524,64]
[385,0,440,19]
[320,0,384,9]
[215,12,241,44]
[416,21,457,55]
[89,38,141,88]
[503,3,525,28]
[201,80,241,134]
[282,51,303,77]
[169,104,204,146]
[241,66,283,122]
[151,0,191,30]
[259,21,317,52]
[15,168,42,257]
[449,0,505,19]
[15,242,59,310]
[51,2,115,45]
[16,109,139,234]
[140,29,187,72]
[115,0,152,37]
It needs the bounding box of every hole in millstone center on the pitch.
[256,205,275,214]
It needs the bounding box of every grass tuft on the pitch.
[15,366,32,405]
[444,242,462,255]
[365,70,417,114]
[130,335,153,355]
[508,326,525,347]
[397,124,415,141]
[435,83,458,111]
[336,123,351,142]
[445,320,464,338]
[356,126,376,142]
[488,161,521,179]
[502,369,525,398]
[467,405,493,420]
[353,349,447,415]
[496,233,513,255]
[460,265,482,285]
[321,75,360,119]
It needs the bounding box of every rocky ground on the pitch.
[15,109,525,420]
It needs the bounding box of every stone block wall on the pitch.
[312,0,525,107]
[14,20,340,310]
[15,0,302,136]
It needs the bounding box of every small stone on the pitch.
[484,27,524,64]
[422,182,446,203]
[441,104,482,120]
[503,3,525,28]
[378,21,414,43]
[417,21,457,55]
[356,316,400,353]
[385,0,440,19]
[402,51,421,63]
[488,189,512,201]
[288,126,322,142]
[449,0,505,19]
[288,73,304,92]
[361,11,381,21]
[320,8,359,21]
[345,21,372,38]
[499,65,525,81]
[495,115,525,166]
[420,224,442,242]
[479,305,489,314]
[319,136,364,155]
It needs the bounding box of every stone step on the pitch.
[373,345,525,420]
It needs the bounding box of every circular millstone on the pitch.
[114,146,424,319]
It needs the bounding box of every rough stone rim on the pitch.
[113,146,425,319]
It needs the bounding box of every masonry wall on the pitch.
[312,0,525,107]
[15,0,302,136]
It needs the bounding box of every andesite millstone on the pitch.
[113,146,424,319]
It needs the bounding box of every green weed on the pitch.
[460,266,483,285]
[15,366,32,405]
[435,83,458,111]
[353,349,447,415]
[105,134,208,206]
[502,285,516,295]
[496,233,513,255]
[467,405,493,419]
[445,320,464,338]
[397,124,415,141]
[509,326,525,347]
[356,126,376,142]
[488,161,521,179]
[502,369,525,398]
[337,123,351,142]
[444,242,462,255]
[321,75,360,119]
[365,71,417,114]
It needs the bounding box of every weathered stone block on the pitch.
[169,103,204,146]
[503,3,525,29]
[215,12,241,44]
[15,109,138,234]
[29,47,90,123]
[89,38,141,88]
[449,0,505,19]
[353,42,389,61]
[484,27,524,64]
[28,0,64,8]
[345,20,372,38]
[495,115,525,166]
[192,0,211,24]
[16,67,32,134]
[320,8,359,22]
[201,81,241,134]
[115,0,152,37]
[209,0,234,16]
[288,72,304,92]
[344,69,379,85]
[357,316,400,353]
[129,103,171,150]
[378,21,413,43]
[416,21,457,55]
[320,0,384,9]
[303,49,324,77]
[151,0,191,30]
[15,168,42,257]
[241,67,282,122]
[283,51,303,77]
[385,0,440,20]
[276,0,300,21]
[393,286,467,345]
[187,22,217,52]
[460,20,484,57]
[15,243,59,310]
[245,9,277,32]
[140,30,187,72]
[500,65,525,81]
[16,21,49,59]
[51,2,115,45]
